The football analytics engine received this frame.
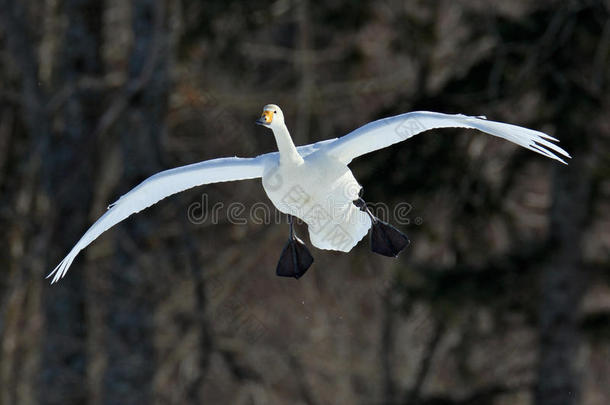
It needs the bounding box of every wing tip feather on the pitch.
[47,254,76,284]
[467,115,571,165]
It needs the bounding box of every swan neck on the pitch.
[272,124,303,165]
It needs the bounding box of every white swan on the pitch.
[48,104,570,283]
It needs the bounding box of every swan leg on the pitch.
[354,197,410,257]
[276,216,314,279]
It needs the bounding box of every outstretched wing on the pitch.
[323,111,571,165]
[48,155,269,283]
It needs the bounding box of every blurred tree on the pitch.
[0,0,608,404]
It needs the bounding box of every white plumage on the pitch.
[48,105,570,283]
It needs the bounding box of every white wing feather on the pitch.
[324,111,571,164]
[48,155,268,283]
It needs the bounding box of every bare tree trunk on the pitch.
[40,0,104,403]
[380,292,397,405]
[535,137,592,405]
[0,0,50,403]
[103,0,169,403]
[295,0,313,144]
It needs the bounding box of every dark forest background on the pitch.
[1,0,609,404]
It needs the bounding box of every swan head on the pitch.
[256,104,285,128]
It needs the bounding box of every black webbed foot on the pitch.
[354,196,410,257]
[370,219,410,257]
[276,236,314,279]
[276,216,314,279]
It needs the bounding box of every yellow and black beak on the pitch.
[256,110,273,126]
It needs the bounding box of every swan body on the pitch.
[262,149,370,252]
[48,104,570,283]
[259,105,370,251]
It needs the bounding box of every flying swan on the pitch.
[48,105,570,283]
